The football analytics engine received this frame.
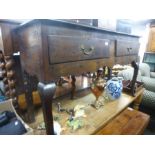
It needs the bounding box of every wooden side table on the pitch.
[96,107,150,135]
[52,88,146,135]
[28,88,146,135]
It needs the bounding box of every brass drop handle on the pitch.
[80,45,95,55]
[127,47,132,53]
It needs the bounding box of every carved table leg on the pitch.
[71,75,76,99]
[38,82,56,135]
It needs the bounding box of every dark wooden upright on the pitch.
[0,20,21,55]
[38,82,56,135]
[0,20,21,106]
[14,19,140,134]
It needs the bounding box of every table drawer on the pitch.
[48,35,110,64]
[116,40,140,56]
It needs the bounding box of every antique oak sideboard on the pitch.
[14,19,140,134]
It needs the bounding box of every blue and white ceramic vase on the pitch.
[105,77,123,100]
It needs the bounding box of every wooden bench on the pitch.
[96,107,150,135]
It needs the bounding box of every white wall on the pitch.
[131,22,150,63]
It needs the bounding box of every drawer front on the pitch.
[115,55,138,65]
[47,58,114,81]
[116,40,140,56]
[48,35,110,64]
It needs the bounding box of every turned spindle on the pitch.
[10,88,16,97]
[2,70,7,77]
[0,51,17,100]
[5,91,10,97]
[8,80,15,88]
[5,60,14,70]
[7,70,15,79]
[4,84,9,91]
[0,62,5,69]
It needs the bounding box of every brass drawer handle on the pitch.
[80,45,95,55]
[127,47,132,52]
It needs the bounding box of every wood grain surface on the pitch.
[52,88,144,135]
[27,86,145,135]
[96,107,150,135]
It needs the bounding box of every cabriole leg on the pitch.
[38,82,56,135]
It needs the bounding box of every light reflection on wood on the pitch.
[54,76,92,98]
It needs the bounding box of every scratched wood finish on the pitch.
[96,107,150,135]
[51,88,144,135]
[14,19,140,83]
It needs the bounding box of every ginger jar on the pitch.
[105,77,123,100]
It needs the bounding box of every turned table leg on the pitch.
[133,92,143,110]
[38,82,56,135]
